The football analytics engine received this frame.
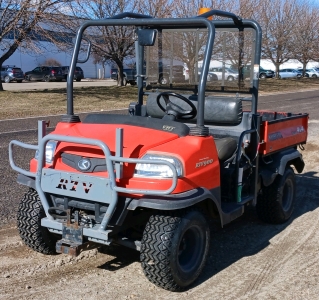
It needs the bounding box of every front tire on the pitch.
[260,73,266,79]
[256,167,295,224]
[17,188,57,254]
[4,76,10,83]
[140,209,210,291]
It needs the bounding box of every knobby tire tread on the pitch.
[140,213,182,291]
[256,167,295,224]
[17,188,57,254]
[140,209,210,291]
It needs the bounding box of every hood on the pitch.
[52,115,188,159]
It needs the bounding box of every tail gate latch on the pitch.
[55,209,96,256]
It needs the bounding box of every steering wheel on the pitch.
[156,92,197,119]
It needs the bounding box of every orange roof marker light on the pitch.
[198,8,213,20]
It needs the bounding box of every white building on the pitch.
[1,40,111,79]
[260,59,319,70]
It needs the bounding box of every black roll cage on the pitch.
[66,10,262,127]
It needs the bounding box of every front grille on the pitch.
[61,152,107,172]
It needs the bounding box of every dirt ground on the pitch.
[1,94,319,299]
[0,128,318,300]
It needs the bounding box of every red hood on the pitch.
[52,122,179,158]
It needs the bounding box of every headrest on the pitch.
[146,93,243,125]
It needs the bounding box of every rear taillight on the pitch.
[52,70,56,74]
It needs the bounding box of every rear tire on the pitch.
[159,76,168,85]
[17,80,23,83]
[256,167,295,224]
[44,75,50,82]
[140,209,210,291]
[227,75,234,81]
[76,78,81,82]
[17,188,57,254]
[4,76,10,83]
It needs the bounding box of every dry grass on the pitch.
[1,78,318,120]
[259,77,319,95]
[0,86,137,119]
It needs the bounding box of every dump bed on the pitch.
[258,111,308,155]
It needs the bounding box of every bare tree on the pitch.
[291,1,319,75]
[258,0,299,77]
[0,0,72,91]
[136,0,174,18]
[42,58,62,66]
[65,0,146,86]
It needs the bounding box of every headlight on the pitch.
[35,140,57,163]
[134,154,183,178]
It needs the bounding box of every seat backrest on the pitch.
[146,93,243,125]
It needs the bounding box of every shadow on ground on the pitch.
[95,171,319,290]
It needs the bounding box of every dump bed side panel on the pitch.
[258,112,308,155]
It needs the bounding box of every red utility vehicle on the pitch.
[9,9,308,291]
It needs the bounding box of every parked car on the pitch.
[278,69,302,79]
[206,72,218,81]
[183,66,189,80]
[61,66,84,81]
[209,67,239,81]
[159,65,185,84]
[304,68,319,78]
[0,65,24,83]
[230,65,275,79]
[111,63,185,85]
[24,66,64,82]
[259,66,275,79]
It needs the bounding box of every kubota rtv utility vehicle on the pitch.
[9,9,308,291]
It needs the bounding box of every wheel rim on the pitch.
[160,77,168,85]
[227,76,234,81]
[5,76,10,83]
[178,226,205,273]
[282,178,293,212]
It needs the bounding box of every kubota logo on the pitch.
[78,158,91,171]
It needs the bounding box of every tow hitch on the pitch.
[56,209,97,256]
